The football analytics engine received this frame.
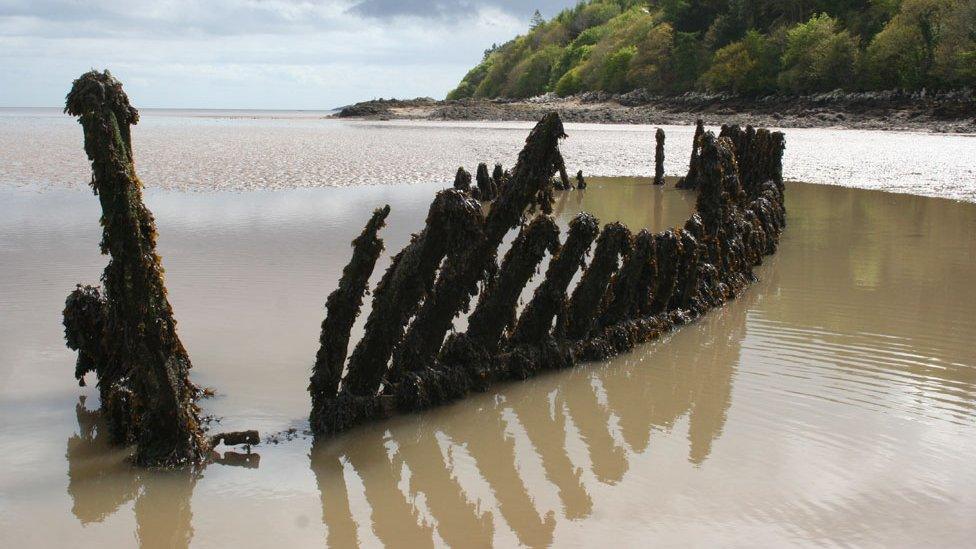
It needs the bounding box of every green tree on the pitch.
[531,9,545,30]
[778,13,861,93]
[867,0,975,88]
[701,30,780,94]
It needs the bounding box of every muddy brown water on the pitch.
[1,179,975,547]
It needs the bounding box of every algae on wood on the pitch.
[63,70,207,467]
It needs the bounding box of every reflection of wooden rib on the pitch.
[443,404,556,548]
[310,441,359,548]
[344,430,436,549]
[310,113,787,438]
[561,379,628,485]
[510,391,594,520]
[393,432,495,548]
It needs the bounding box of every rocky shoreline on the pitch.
[335,89,976,133]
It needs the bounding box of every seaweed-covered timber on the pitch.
[308,206,390,428]
[466,215,560,353]
[677,119,705,189]
[62,70,208,467]
[492,163,506,194]
[557,154,572,190]
[576,170,587,189]
[475,162,497,200]
[654,128,665,185]
[389,113,568,377]
[453,166,471,192]
[340,189,484,400]
[561,223,632,341]
[309,112,786,436]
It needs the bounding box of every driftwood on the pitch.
[654,128,665,185]
[310,113,786,436]
[62,70,207,467]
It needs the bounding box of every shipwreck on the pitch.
[60,71,786,466]
[308,113,786,436]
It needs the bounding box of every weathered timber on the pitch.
[562,223,633,340]
[63,285,107,388]
[599,229,656,328]
[492,163,507,194]
[340,190,483,398]
[476,162,497,200]
[511,213,600,344]
[309,115,787,437]
[576,170,586,190]
[308,206,390,427]
[557,153,572,190]
[389,113,568,375]
[677,119,705,189]
[466,215,560,353]
[453,166,471,191]
[654,128,665,185]
[63,70,207,467]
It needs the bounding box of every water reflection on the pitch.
[65,398,259,548]
[309,275,757,546]
[29,182,976,546]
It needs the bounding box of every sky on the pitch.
[0,0,578,109]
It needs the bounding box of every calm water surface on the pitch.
[0,176,974,547]
[1,108,975,201]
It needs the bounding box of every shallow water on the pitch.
[1,178,974,547]
[1,108,975,202]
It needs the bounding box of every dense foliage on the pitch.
[447,0,976,98]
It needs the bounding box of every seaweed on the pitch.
[309,206,390,426]
[63,70,207,467]
[453,166,471,191]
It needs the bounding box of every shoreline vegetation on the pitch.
[338,0,975,133]
[333,89,975,133]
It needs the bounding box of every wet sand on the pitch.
[1,179,974,546]
[2,109,976,202]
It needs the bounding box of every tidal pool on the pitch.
[0,178,974,547]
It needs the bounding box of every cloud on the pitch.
[0,0,578,108]
[349,0,575,20]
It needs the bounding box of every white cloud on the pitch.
[0,0,569,108]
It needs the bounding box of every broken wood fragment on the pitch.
[210,430,260,447]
